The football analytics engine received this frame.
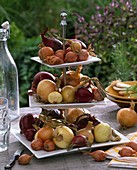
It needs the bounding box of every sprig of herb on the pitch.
[126,84,137,93]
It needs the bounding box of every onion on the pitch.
[61,78,93,103]
[64,51,78,63]
[126,141,137,151]
[89,150,107,162]
[55,49,65,60]
[40,28,63,51]
[78,128,94,144]
[75,87,94,103]
[92,87,104,101]
[48,91,63,104]
[34,125,54,141]
[53,125,74,149]
[19,114,35,134]
[61,85,75,103]
[70,41,82,53]
[94,122,112,143]
[33,71,55,88]
[18,154,33,165]
[70,135,88,148]
[38,46,54,61]
[36,79,57,102]
[78,49,89,61]
[31,138,43,151]
[24,128,36,141]
[119,146,136,157]
[66,108,85,123]
[43,139,56,151]
[117,101,137,128]
[60,65,82,87]
[65,39,87,49]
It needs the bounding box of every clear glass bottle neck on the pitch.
[0,28,9,41]
[0,35,7,49]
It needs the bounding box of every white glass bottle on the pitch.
[0,21,20,121]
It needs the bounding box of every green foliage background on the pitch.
[0,0,137,106]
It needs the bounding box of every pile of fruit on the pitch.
[19,108,121,152]
[38,28,96,65]
[28,67,104,104]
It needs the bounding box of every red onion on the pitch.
[75,87,94,103]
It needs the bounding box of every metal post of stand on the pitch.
[60,12,67,86]
[60,12,68,118]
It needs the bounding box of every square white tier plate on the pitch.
[31,56,101,68]
[29,95,106,109]
[11,124,129,159]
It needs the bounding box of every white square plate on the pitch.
[29,95,106,109]
[31,56,101,68]
[11,123,129,159]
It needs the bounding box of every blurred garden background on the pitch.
[0,0,137,107]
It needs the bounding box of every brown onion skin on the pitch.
[92,87,104,101]
[31,138,44,151]
[43,139,56,151]
[38,46,54,61]
[90,150,107,162]
[55,50,65,60]
[18,154,33,165]
[78,49,89,61]
[65,47,71,54]
[125,141,137,151]
[36,79,57,102]
[119,146,136,157]
[64,51,78,63]
[65,39,87,49]
[45,55,64,65]
[117,106,137,128]
[60,71,81,87]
